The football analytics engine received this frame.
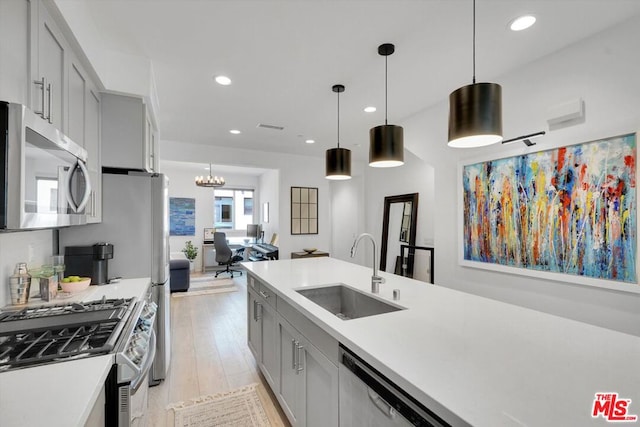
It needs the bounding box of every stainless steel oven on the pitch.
[106,292,158,426]
[0,101,92,230]
[0,294,157,426]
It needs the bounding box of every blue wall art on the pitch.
[170,197,196,236]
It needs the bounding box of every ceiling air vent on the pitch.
[257,123,284,131]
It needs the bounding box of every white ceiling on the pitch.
[62,0,640,168]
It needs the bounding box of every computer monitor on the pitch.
[247,224,261,243]
[203,228,215,243]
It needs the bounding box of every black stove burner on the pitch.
[0,298,133,335]
[0,297,135,371]
[0,321,120,372]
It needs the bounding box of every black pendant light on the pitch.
[370,43,404,167]
[325,84,352,180]
[448,0,503,148]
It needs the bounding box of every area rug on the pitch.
[168,383,272,427]
[172,277,238,298]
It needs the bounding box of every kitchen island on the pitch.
[0,278,151,427]
[244,257,640,426]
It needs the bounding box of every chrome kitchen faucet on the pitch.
[350,233,385,293]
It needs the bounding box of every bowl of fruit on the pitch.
[60,276,92,293]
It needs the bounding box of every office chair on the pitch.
[213,232,244,278]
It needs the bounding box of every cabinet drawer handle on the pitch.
[259,290,270,299]
[291,339,297,371]
[33,77,45,118]
[296,343,304,373]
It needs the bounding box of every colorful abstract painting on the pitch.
[462,134,637,283]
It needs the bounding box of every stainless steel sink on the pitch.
[295,283,405,320]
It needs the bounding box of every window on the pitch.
[214,189,254,230]
[36,177,58,213]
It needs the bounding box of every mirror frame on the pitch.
[380,193,419,272]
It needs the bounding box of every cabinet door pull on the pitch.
[296,343,305,373]
[253,300,257,321]
[33,77,46,118]
[291,339,297,371]
[46,82,52,123]
[257,302,262,321]
[259,290,270,299]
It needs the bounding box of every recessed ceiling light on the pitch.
[510,15,536,31]
[364,106,377,113]
[215,75,232,85]
[305,139,315,144]
[229,129,241,134]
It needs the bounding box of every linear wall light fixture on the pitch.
[501,131,546,146]
[326,84,352,180]
[448,0,503,148]
[369,43,404,167]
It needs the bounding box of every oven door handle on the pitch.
[64,160,92,213]
[130,329,157,393]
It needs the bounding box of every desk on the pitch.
[291,251,330,259]
[202,244,216,272]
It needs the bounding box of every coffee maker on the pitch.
[64,243,114,285]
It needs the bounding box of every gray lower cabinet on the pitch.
[277,316,339,427]
[247,274,339,427]
[247,287,279,390]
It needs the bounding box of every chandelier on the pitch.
[195,163,225,188]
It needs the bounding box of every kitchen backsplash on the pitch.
[0,230,54,308]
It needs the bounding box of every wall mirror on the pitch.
[380,193,418,273]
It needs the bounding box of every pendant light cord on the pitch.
[385,54,389,125]
[336,90,340,149]
[472,0,476,84]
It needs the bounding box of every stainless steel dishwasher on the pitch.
[339,345,461,427]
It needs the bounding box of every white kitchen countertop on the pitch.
[243,258,640,427]
[0,277,151,427]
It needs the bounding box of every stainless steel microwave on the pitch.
[1,101,92,230]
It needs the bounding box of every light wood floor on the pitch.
[148,272,290,426]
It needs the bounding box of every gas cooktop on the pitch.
[0,297,135,372]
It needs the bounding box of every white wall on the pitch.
[363,149,435,270]
[330,165,366,264]
[399,16,640,336]
[160,162,258,271]
[0,231,56,307]
[258,169,280,245]
[160,141,333,261]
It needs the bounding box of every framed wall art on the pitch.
[291,186,318,234]
[459,133,638,291]
[170,197,196,236]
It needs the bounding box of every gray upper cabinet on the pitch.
[67,62,86,146]
[0,0,31,105]
[20,0,103,223]
[85,85,102,223]
[33,1,67,130]
[102,93,158,172]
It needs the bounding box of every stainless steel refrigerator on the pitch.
[59,171,171,385]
